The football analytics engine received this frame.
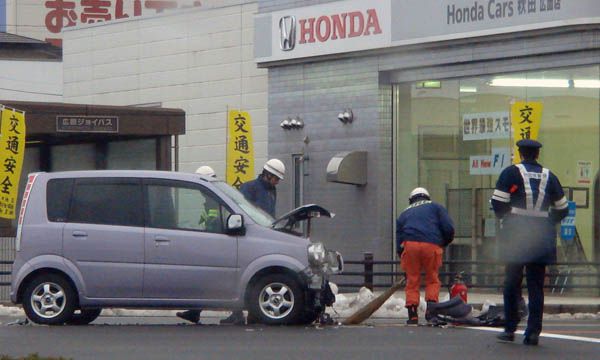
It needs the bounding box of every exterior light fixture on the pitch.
[489,78,569,88]
[280,116,304,130]
[338,109,353,124]
[280,117,291,129]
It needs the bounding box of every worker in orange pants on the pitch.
[396,188,455,325]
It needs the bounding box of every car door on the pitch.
[142,179,238,300]
[62,177,145,299]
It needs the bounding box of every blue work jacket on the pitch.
[491,160,568,264]
[240,175,277,217]
[396,200,455,249]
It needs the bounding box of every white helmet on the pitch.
[263,158,285,180]
[409,187,430,200]
[195,165,216,178]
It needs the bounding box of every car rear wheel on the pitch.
[248,274,305,325]
[67,308,102,325]
[23,274,76,325]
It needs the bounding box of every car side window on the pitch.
[47,178,74,222]
[69,178,143,227]
[145,181,227,234]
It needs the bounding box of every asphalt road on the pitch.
[0,316,598,360]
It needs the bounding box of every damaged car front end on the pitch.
[272,205,344,321]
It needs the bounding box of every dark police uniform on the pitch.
[490,139,568,340]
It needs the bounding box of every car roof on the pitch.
[33,170,217,182]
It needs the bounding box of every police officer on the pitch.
[491,139,568,345]
[396,187,455,325]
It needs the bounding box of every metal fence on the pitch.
[330,252,600,296]
[0,237,16,301]
[2,251,599,302]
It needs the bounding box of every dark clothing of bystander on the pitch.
[240,175,277,217]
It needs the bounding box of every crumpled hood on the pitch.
[271,204,334,231]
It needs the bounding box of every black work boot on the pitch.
[496,331,515,342]
[406,305,418,325]
[176,310,201,324]
[523,333,539,346]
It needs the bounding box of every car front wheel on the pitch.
[22,274,76,325]
[248,274,305,325]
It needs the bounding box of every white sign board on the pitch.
[256,0,600,63]
[462,111,510,140]
[255,0,391,63]
[470,148,510,175]
[576,160,592,185]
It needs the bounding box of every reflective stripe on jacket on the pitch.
[490,160,569,264]
[491,160,568,222]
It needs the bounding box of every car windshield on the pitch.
[213,181,274,227]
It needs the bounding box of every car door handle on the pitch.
[154,237,171,246]
[72,231,88,238]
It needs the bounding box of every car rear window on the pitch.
[47,178,74,222]
[69,178,143,227]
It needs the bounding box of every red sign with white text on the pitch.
[42,0,202,46]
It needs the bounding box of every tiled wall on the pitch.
[62,2,268,177]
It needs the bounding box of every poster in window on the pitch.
[510,101,543,164]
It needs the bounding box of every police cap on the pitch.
[516,139,542,149]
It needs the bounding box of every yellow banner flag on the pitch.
[511,101,543,164]
[0,107,27,219]
[226,110,254,189]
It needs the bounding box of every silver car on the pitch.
[10,170,342,325]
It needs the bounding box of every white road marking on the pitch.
[467,326,600,344]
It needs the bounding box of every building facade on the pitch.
[1,0,221,46]
[255,0,600,263]
[62,0,268,179]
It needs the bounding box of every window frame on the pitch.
[142,178,233,234]
[67,177,144,227]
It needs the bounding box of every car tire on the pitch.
[248,274,305,325]
[22,274,77,325]
[67,308,102,325]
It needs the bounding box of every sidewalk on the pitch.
[464,292,600,314]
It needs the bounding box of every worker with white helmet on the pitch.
[195,165,216,178]
[239,158,285,217]
[176,165,218,325]
[396,187,455,325]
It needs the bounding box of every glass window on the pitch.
[107,139,156,170]
[146,182,228,233]
[47,178,73,222]
[394,65,599,262]
[213,181,274,227]
[69,178,143,227]
[50,144,96,171]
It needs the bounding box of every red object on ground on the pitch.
[450,278,468,303]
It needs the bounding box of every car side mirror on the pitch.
[226,214,245,235]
